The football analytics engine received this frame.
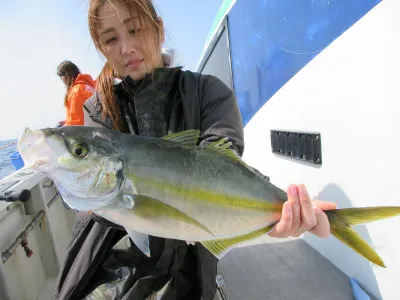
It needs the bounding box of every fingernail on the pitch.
[299,184,308,196]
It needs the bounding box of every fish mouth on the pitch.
[17,127,54,171]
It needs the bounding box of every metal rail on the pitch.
[1,210,45,263]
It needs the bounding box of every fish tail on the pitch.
[325,206,400,268]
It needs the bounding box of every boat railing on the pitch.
[0,168,76,300]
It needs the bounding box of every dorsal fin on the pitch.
[204,137,248,167]
[162,130,200,146]
[162,131,249,167]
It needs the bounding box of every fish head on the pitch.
[17,126,124,211]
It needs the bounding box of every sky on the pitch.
[0,0,222,140]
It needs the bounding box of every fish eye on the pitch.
[71,144,89,159]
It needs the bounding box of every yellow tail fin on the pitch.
[325,206,400,268]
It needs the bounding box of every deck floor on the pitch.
[32,240,378,300]
[216,239,377,300]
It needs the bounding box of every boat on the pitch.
[0,0,398,299]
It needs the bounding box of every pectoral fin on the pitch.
[133,195,214,236]
[126,229,151,257]
[201,225,274,259]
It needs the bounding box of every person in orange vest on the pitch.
[56,61,96,126]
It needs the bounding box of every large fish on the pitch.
[17,126,400,267]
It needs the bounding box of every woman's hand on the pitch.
[268,184,337,238]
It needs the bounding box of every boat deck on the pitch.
[215,239,377,300]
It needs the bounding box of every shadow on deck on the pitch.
[216,239,377,300]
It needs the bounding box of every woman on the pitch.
[57,60,96,126]
[55,1,336,299]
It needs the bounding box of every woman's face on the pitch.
[60,75,70,86]
[97,1,163,80]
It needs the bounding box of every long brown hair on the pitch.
[88,0,164,131]
[57,61,81,106]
